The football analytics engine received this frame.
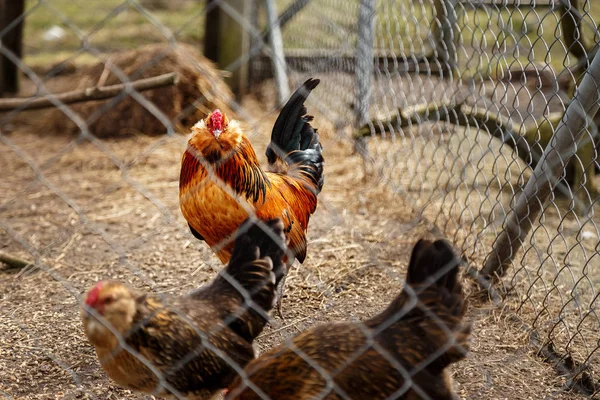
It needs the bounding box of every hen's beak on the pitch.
[213,129,222,139]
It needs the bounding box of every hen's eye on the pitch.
[103,296,115,305]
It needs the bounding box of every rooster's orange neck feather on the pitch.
[180,135,270,203]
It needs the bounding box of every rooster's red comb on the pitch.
[211,109,224,132]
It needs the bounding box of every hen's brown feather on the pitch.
[97,295,256,398]
[226,239,470,400]
[82,219,287,399]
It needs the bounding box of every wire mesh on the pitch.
[0,0,599,399]
[358,0,600,396]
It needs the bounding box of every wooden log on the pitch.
[482,46,600,278]
[355,103,596,195]
[251,52,434,81]
[354,100,463,138]
[0,72,179,111]
[0,251,32,270]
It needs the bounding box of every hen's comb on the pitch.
[86,282,103,307]
[211,109,223,132]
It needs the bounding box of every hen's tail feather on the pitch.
[208,218,287,341]
[365,239,469,368]
[406,239,462,300]
[266,78,324,195]
[224,218,287,309]
[203,219,286,341]
[407,239,469,368]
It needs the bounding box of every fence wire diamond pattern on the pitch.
[1,0,600,399]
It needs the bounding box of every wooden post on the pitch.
[248,0,260,87]
[265,0,290,105]
[203,0,221,63]
[0,0,25,95]
[0,0,4,96]
[355,0,375,127]
[203,0,251,99]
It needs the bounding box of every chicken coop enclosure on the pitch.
[2,0,600,399]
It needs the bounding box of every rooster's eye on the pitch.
[103,296,115,305]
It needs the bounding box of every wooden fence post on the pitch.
[0,0,25,95]
[203,0,251,99]
[203,0,221,64]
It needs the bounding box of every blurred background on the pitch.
[1,0,600,398]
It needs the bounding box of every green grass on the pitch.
[23,0,206,67]
[458,3,600,79]
[22,0,600,80]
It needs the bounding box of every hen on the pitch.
[179,78,323,313]
[226,239,470,400]
[82,218,286,400]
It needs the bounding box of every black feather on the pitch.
[266,78,325,196]
[406,239,461,289]
[266,78,321,163]
[188,223,205,241]
[203,218,286,310]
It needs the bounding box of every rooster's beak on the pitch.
[213,129,222,139]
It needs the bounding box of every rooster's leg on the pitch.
[275,258,294,319]
[275,273,287,320]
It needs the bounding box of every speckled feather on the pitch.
[226,239,470,400]
[83,219,286,400]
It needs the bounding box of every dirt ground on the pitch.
[0,92,588,400]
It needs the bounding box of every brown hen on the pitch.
[82,218,286,399]
[226,239,470,400]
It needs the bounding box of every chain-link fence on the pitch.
[355,0,600,397]
[1,0,600,399]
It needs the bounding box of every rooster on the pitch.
[82,218,286,400]
[179,78,324,314]
[225,239,470,400]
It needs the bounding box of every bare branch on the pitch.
[0,72,179,111]
[0,250,32,270]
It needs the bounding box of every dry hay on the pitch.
[37,43,234,138]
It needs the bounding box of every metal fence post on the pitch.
[481,49,600,279]
[355,0,375,127]
[433,0,458,75]
[265,0,290,105]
